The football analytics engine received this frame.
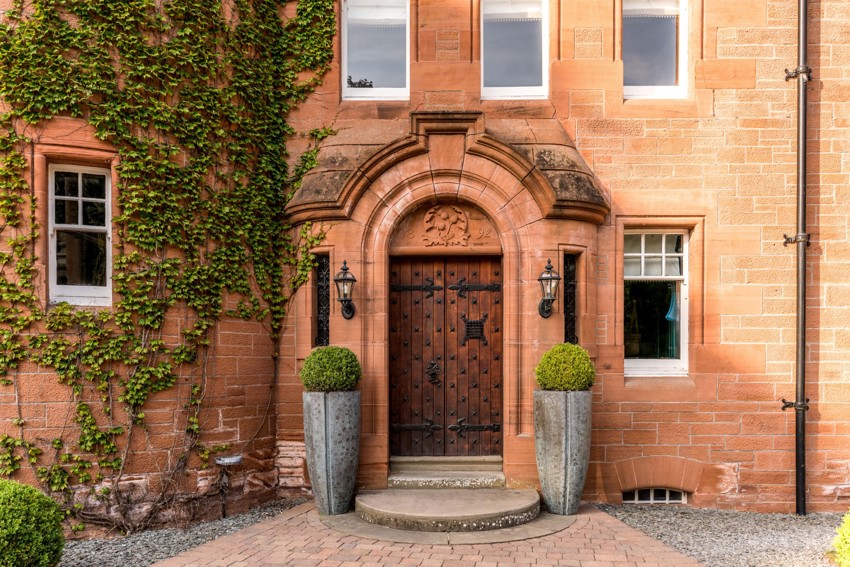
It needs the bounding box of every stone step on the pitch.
[355,488,540,532]
[388,470,505,489]
[389,456,503,472]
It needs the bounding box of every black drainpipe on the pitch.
[781,0,810,516]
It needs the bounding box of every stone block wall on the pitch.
[2,316,279,524]
[1,0,847,516]
[279,0,850,512]
[577,0,850,512]
[0,113,281,524]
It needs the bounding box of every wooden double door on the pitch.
[389,257,503,457]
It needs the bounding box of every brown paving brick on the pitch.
[151,503,704,567]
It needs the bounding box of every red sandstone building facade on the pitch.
[4,0,849,517]
[279,0,850,513]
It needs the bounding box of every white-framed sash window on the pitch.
[622,0,688,99]
[48,164,112,306]
[342,0,409,100]
[624,231,688,376]
[481,0,548,99]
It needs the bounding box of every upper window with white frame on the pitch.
[622,0,688,99]
[623,231,688,376]
[342,0,409,100]
[481,0,548,99]
[49,164,112,306]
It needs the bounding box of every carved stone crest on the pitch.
[422,205,470,247]
[389,202,500,254]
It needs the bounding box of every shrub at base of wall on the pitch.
[0,479,64,567]
[833,512,850,567]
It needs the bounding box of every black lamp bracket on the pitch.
[339,299,355,319]
[538,298,554,318]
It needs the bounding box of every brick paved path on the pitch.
[153,502,705,567]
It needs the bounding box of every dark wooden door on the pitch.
[389,257,503,457]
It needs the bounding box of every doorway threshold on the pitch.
[389,456,505,488]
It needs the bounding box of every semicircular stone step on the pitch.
[355,488,540,532]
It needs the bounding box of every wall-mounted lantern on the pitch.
[537,259,561,318]
[334,260,356,319]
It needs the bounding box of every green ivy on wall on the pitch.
[0,0,333,532]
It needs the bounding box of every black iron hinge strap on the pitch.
[391,277,443,298]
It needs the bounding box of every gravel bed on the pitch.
[599,504,845,567]
[59,497,306,567]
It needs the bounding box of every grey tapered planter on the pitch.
[303,390,360,515]
[533,389,592,515]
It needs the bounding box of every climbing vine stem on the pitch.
[0,0,333,532]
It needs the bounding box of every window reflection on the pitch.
[345,0,407,93]
[623,16,677,86]
[483,0,543,88]
[54,172,78,197]
[82,202,106,226]
[625,280,680,359]
[54,200,79,225]
[56,230,107,287]
[623,0,681,89]
[82,173,106,199]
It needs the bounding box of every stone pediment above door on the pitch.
[285,112,610,225]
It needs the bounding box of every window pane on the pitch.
[54,200,78,225]
[624,234,641,254]
[666,234,682,253]
[644,233,662,253]
[624,257,641,277]
[82,174,106,199]
[483,14,542,88]
[622,16,677,87]
[82,202,106,227]
[624,281,680,359]
[653,488,666,500]
[54,172,79,197]
[346,14,407,88]
[665,257,682,276]
[638,489,651,502]
[644,257,662,276]
[56,230,107,287]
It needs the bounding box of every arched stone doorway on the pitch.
[388,203,504,458]
[284,111,609,489]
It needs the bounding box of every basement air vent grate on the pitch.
[622,488,686,504]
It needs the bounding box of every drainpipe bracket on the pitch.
[784,66,812,82]
[783,233,810,247]
[781,398,810,412]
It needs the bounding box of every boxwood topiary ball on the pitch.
[534,343,596,391]
[0,479,64,567]
[300,346,362,392]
